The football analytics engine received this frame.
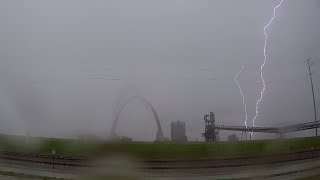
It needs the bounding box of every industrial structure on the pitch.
[171,120,187,142]
[203,112,320,141]
[202,112,220,142]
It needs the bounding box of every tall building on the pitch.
[171,120,187,142]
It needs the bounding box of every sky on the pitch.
[0,0,319,141]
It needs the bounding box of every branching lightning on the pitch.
[235,65,248,128]
[252,0,284,128]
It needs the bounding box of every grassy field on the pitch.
[1,134,320,160]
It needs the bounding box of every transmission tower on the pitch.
[306,58,318,136]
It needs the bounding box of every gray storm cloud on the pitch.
[0,0,319,141]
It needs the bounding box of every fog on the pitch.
[0,0,319,141]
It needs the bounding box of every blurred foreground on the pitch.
[1,134,320,159]
[0,135,320,179]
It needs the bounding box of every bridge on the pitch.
[203,112,320,141]
[214,120,320,133]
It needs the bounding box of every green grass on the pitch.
[1,135,320,160]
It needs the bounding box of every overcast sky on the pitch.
[0,0,319,141]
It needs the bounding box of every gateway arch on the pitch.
[110,96,164,141]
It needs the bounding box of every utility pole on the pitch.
[306,58,317,136]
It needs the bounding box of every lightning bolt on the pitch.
[252,0,284,128]
[235,65,248,128]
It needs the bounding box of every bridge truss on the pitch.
[203,112,320,141]
[214,120,320,133]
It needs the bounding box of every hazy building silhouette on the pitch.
[171,120,187,142]
[228,134,239,141]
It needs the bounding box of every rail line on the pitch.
[1,148,320,169]
[0,151,85,167]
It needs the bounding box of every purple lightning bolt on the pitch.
[252,0,284,128]
[235,65,248,128]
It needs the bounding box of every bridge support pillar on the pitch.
[241,131,247,141]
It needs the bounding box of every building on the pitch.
[171,120,187,142]
[228,134,239,141]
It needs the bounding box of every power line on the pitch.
[306,58,318,136]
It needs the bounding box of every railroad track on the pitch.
[1,148,320,169]
[145,148,320,169]
[0,151,85,167]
